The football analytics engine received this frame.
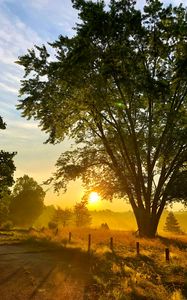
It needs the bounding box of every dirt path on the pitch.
[0,243,92,300]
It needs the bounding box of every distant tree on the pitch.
[101,223,109,230]
[17,0,187,237]
[34,205,56,228]
[164,212,182,234]
[0,116,16,198]
[74,201,92,227]
[9,175,45,227]
[48,221,58,230]
[0,190,11,226]
[53,206,73,227]
[0,116,16,226]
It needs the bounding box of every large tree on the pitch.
[9,175,45,227]
[17,0,187,237]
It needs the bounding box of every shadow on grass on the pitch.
[84,250,187,300]
[2,235,186,300]
[158,235,187,250]
[24,237,187,299]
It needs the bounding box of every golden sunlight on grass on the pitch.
[1,228,187,299]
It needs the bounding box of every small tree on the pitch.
[48,221,58,230]
[164,212,182,234]
[53,206,73,227]
[9,175,45,227]
[101,223,109,230]
[74,201,92,227]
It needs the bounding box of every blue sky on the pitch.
[0,0,186,210]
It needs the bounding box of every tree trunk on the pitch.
[133,208,159,238]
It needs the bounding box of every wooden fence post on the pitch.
[165,248,170,262]
[69,232,72,243]
[88,234,91,253]
[136,242,140,255]
[110,237,114,251]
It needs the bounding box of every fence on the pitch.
[65,231,170,262]
[0,228,171,262]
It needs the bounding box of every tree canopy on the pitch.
[9,175,45,227]
[17,0,187,237]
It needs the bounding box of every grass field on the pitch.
[26,227,187,300]
[0,228,187,299]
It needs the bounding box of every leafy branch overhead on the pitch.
[17,0,187,237]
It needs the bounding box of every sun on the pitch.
[88,192,100,205]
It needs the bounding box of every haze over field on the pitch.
[0,0,186,211]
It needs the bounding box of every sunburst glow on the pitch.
[88,192,100,205]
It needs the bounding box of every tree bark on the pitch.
[133,207,159,238]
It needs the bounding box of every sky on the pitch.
[0,0,186,211]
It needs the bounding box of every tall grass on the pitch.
[28,227,187,300]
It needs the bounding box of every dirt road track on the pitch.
[0,243,92,300]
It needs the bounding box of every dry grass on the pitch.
[27,227,187,300]
[1,227,187,299]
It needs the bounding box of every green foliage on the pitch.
[0,116,16,197]
[34,205,56,228]
[0,190,11,226]
[0,220,13,230]
[74,201,92,227]
[53,206,73,227]
[9,175,45,227]
[17,1,187,237]
[166,170,187,204]
[0,117,16,225]
[164,211,182,234]
[0,116,6,130]
[48,221,58,230]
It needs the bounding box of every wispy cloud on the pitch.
[0,82,18,94]
[7,119,38,129]
[0,11,43,66]
[5,72,21,83]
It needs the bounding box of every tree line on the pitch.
[48,202,92,230]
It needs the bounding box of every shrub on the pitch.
[0,220,13,230]
[101,223,110,230]
[48,221,58,230]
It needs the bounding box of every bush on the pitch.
[48,221,58,230]
[0,220,13,230]
[101,223,110,230]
